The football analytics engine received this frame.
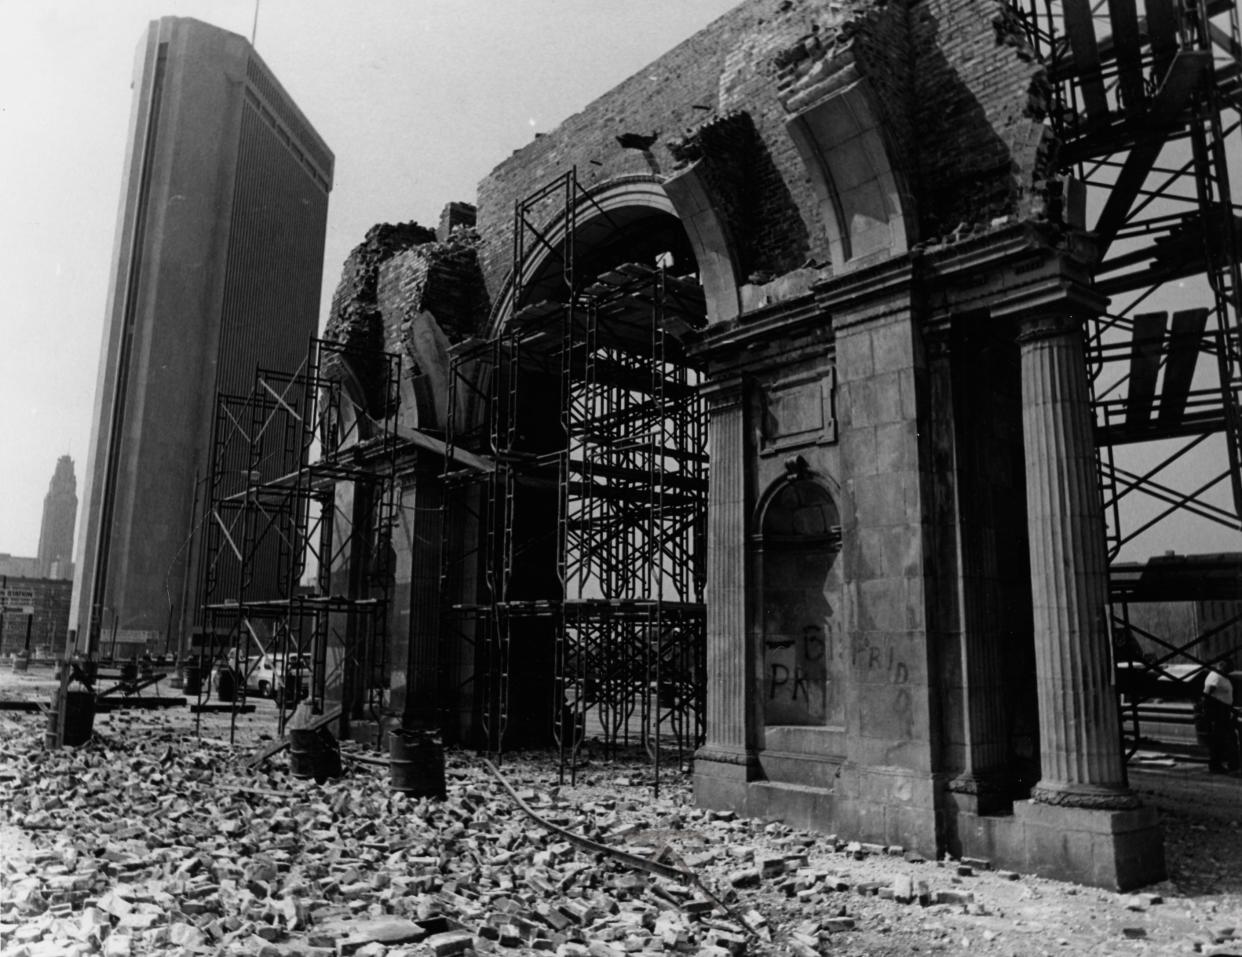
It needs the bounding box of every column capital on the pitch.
[990,267,1108,327]
[1015,312,1082,345]
[701,375,747,411]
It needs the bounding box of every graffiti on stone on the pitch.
[851,634,914,738]
[759,477,844,727]
[761,581,843,725]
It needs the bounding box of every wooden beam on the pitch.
[1093,51,1211,258]
[1143,0,1179,77]
[1125,312,1168,428]
[1063,0,1111,121]
[1158,308,1209,427]
[1109,0,1147,118]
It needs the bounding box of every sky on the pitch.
[0,0,740,558]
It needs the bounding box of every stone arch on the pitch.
[486,175,743,335]
[322,359,372,450]
[752,471,845,730]
[783,72,915,272]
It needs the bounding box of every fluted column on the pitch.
[696,379,760,773]
[1018,313,1135,808]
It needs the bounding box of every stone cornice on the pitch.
[913,222,1104,323]
[690,293,829,367]
[811,256,917,329]
[989,269,1108,324]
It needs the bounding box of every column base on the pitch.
[1031,779,1141,810]
[694,745,762,810]
[956,798,1165,890]
[947,769,1015,815]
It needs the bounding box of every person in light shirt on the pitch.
[1203,656,1238,773]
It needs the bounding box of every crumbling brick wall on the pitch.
[325,220,488,417]
[374,230,489,360]
[911,0,1053,242]
[474,0,1058,301]
[325,222,436,354]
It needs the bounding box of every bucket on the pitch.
[388,729,446,799]
[183,662,202,696]
[45,689,96,748]
[289,727,342,783]
[11,653,29,674]
[279,671,302,708]
[120,662,138,683]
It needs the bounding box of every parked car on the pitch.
[245,653,311,702]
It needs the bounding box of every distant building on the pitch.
[36,455,77,580]
[0,555,39,579]
[71,17,333,655]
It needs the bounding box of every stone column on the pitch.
[694,378,760,802]
[401,460,443,729]
[1018,313,1134,808]
[933,326,1013,809]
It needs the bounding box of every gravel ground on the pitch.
[1,665,1241,957]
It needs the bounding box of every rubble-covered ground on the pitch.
[2,672,1242,957]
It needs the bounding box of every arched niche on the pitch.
[754,473,845,729]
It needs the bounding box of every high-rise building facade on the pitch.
[36,455,77,579]
[71,18,333,653]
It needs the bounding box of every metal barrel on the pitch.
[214,666,237,702]
[388,729,446,799]
[45,689,96,748]
[183,662,202,696]
[289,727,342,782]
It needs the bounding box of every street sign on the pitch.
[0,587,35,615]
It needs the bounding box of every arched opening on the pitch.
[755,476,844,730]
[442,177,712,776]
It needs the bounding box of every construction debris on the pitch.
[1,705,1241,955]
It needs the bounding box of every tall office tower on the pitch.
[71,17,333,653]
[36,455,77,580]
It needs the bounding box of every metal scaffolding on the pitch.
[439,171,708,788]
[1013,0,1242,757]
[196,337,403,743]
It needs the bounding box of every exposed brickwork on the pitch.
[473,0,1060,301]
[474,0,826,304]
[374,230,490,370]
[669,110,809,280]
[324,222,436,413]
[437,201,477,242]
[911,0,1052,240]
[325,223,436,349]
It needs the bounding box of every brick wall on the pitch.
[325,221,437,355]
[912,0,1051,240]
[323,223,431,416]
[474,0,1055,304]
